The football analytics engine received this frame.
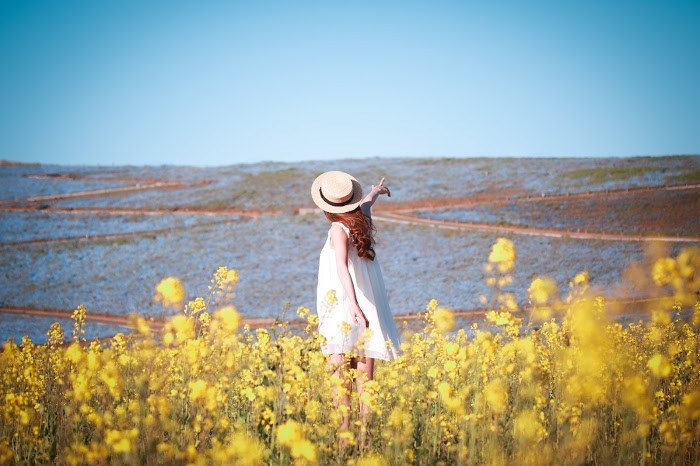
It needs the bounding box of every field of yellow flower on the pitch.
[1,241,699,465]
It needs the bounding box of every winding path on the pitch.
[387,183,700,213]
[373,211,700,243]
[2,173,697,245]
[0,296,675,335]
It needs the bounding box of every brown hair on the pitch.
[324,207,376,260]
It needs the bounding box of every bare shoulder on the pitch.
[329,223,349,250]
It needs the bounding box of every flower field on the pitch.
[1,241,699,465]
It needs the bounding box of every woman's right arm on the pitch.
[330,224,369,327]
[360,177,391,218]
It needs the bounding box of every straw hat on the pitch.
[311,171,363,213]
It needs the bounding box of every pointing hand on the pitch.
[372,177,391,197]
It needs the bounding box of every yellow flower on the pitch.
[214,306,241,333]
[212,432,264,465]
[71,304,87,340]
[189,379,207,400]
[105,429,137,454]
[484,379,508,414]
[433,307,455,333]
[498,293,518,312]
[513,409,546,442]
[651,310,671,326]
[528,277,558,306]
[277,420,302,446]
[443,360,457,372]
[325,289,338,305]
[290,439,317,463]
[214,266,239,288]
[47,322,64,346]
[681,390,700,420]
[485,310,512,326]
[652,257,677,286]
[488,238,516,273]
[357,454,388,466]
[65,342,83,364]
[169,314,194,342]
[647,354,672,378]
[154,277,186,309]
[573,271,589,286]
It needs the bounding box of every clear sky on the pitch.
[1,0,698,166]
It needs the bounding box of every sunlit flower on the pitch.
[573,271,589,286]
[681,390,700,420]
[154,277,186,309]
[652,257,677,286]
[356,454,388,466]
[513,409,546,442]
[647,353,672,378]
[528,277,558,306]
[497,293,518,312]
[277,420,302,446]
[433,307,455,333]
[488,238,515,273]
[290,439,317,463]
[214,306,241,333]
[214,266,239,288]
[484,379,508,414]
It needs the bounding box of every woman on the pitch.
[311,170,401,440]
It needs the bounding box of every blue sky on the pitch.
[1,0,698,166]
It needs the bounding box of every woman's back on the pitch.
[316,221,400,361]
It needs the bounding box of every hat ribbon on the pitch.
[319,187,355,207]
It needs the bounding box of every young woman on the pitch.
[311,170,401,437]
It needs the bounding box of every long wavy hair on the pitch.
[324,207,376,261]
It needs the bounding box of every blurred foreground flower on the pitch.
[647,353,672,379]
[528,277,558,306]
[651,246,700,305]
[488,238,515,273]
[214,266,239,288]
[154,276,186,309]
[213,306,241,334]
[277,420,317,464]
[433,307,455,334]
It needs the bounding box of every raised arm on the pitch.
[330,224,369,327]
[360,177,391,217]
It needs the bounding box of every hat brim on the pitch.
[311,173,364,214]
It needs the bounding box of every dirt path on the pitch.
[2,180,697,245]
[374,211,700,243]
[0,206,283,217]
[0,296,674,339]
[4,176,214,205]
[0,306,278,331]
[0,305,452,331]
[0,218,248,247]
[382,183,700,213]
[23,181,187,203]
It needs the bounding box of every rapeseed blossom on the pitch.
[0,250,698,465]
[488,237,515,273]
[528,277,558,306]
[154,276,186,309]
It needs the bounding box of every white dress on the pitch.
[316,222,401,361]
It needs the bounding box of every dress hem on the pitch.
[321,344,399,362]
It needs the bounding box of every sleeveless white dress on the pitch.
[316,222,401,361]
